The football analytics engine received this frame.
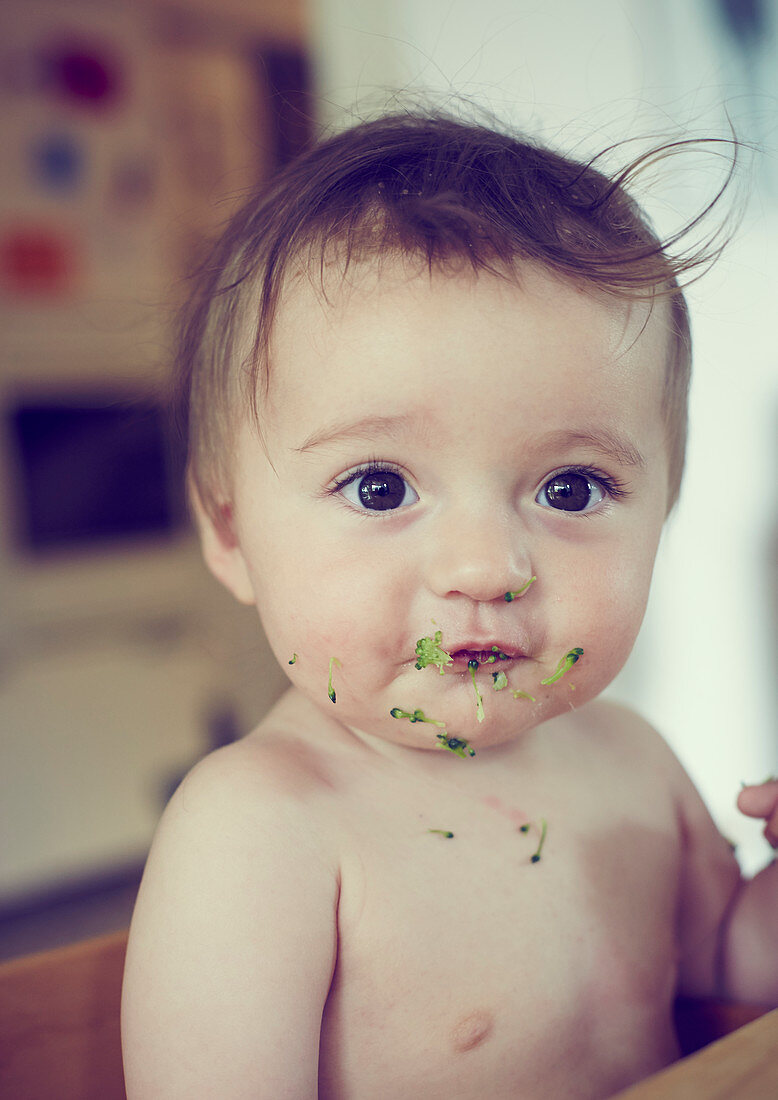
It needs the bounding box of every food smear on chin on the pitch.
[468,659,485,722]
[414,631,453,673]
[491,670,508,691]
[389,709,475,758]
[540,647,583,685]
[436,733,476,759]
[390,706,447,728]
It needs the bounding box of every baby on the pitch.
[121,113,778,1098]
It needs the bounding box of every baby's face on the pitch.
[217,259,670,752]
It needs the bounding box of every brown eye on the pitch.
[337,467,419,512]
[538,472,604,513]
[359,471,407,509]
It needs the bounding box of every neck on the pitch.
[270,685,547,790]
[342,714,543,789]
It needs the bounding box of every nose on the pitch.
[424,502,534,603]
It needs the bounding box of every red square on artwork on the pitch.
[0,226,77,296]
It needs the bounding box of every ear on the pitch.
[190,487,256,606]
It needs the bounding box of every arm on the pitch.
[673,772,743,1002]
[675,771,778,1007]
[121,743,339,1099]
[717,780,778,1005]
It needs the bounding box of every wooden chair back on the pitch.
[673,994,769,1057]
[0,929,128,1100]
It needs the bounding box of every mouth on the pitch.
[447,645,525,670]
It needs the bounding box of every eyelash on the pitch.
[543,465,629,501]
[326,461,630,513]
[328,459,409,495]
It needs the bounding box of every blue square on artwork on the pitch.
[32,132,85,193]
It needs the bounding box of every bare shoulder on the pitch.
[177,717,343,815]
[581,699,723,816]
[121,726,341,1098]
[577,697,736,832]
[133,725,343,885]
[577,699,741,997]
[573,696,684,778]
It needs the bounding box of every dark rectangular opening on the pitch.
[9,396,186,552]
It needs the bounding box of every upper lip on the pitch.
[447,640,527,660]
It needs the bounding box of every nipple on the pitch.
[451,1009,494,1053]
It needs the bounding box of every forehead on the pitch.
[262,258,670,437]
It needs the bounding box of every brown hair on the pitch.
[177,110,735,520]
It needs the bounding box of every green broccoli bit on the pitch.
[414,630,453,674]
[390,706,446,728]
[436,733,476,759]
[468,660,485,722]
[491,670,508,691]
[428,829,455,838]
[511,689,536,702]
[328,656,342,703]
[288,653,298,665]
[531,818,548,863]
[540,647,583,685]
[504,576,537,602]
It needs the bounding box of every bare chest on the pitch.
[319,791,681,1099]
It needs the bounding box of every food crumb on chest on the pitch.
[451,1009,494,1053]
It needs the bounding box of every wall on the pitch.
[0,0,305,906]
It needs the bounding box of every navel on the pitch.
[451,1009,494,1053]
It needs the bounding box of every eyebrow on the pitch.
[294,417,645,468]
[542,429,646,468]
[293,414,422,453]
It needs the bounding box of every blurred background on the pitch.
[0,0,776,959]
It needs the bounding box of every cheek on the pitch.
[577,549,657,678]
[243,528,407,666]
[553,524,660,669]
